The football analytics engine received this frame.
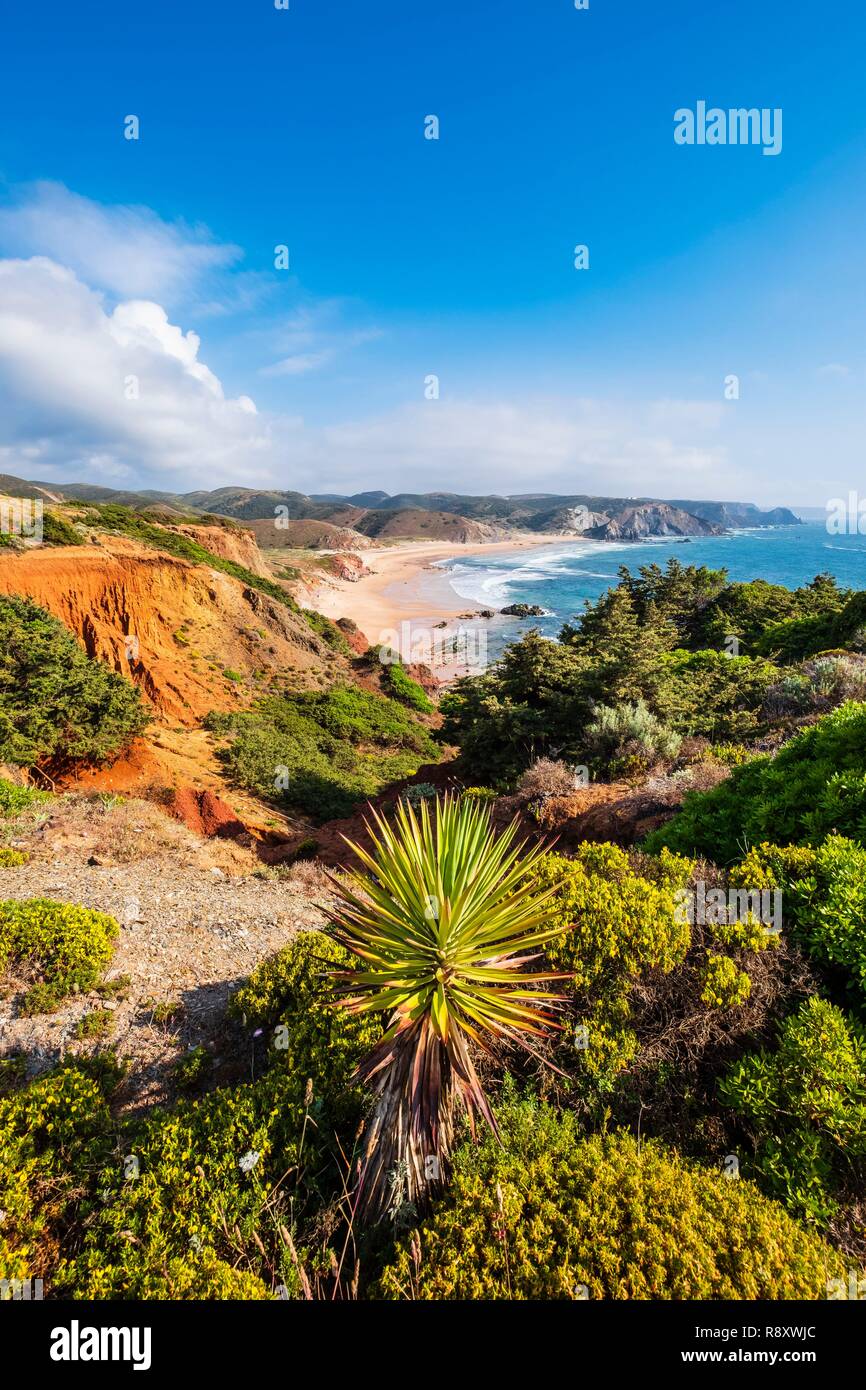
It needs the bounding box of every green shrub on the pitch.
[461,785,497,802]
[1,959,373,1301]
[0,848,27,868]
[709,742,754,767]
[381,662,434,712]
[700,953,751,1009]
[208,685,439,822]
[0,898,119,1013]
[654,649,779,742]
[644,701,866,863]
[375,1095,844,1299]
[0,1057,121,1283]
[0,596,149,769]
[584,698,681,776]
[57,1068,321,1299]
[732,836,866,1009]
[719,997,866,1226]
[72,1008,114,1041]
[40,511,82,547]
[0,779,49,818]
[229,931,380,1107]
[401,781,437,807]
[535,844,691,993]
[172,1045,213,1089]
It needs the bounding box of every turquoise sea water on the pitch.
[437,522,866,663]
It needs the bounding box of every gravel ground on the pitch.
[0,796,332,1111]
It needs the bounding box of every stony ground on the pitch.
[0,794,334,1113]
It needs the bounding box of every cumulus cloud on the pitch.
[0,187,735,498]
[0,259,733,495]
[0,256,275,484]
[0,182,243,304]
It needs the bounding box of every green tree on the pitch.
[0,596,149,769]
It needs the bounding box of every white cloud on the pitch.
[0,182,242,303]
[0,260,734,496]
[262,350,334,377]
[817,362,851,377]
[316,398,730,497]
[0,256,275,485]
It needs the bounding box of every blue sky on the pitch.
[0,0,864,504]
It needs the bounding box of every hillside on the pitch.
[8,473,803,544]
[351,507,498,542]
[247,517,373,550]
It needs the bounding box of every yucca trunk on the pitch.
[353,1015,456,1219]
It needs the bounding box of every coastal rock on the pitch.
[501,603,545,618]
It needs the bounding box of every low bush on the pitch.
[228,931,381,1108]
[401,782,437,808]
[0,779,50,818]
[0,848,27,868]
[700,953,751,1009]
[40,511,82,547]
[2,936,379,1299]
[535,843,692,993]
[720,996,866,1226]
[0,898,119,1013]
[381,662,434,712]
[516,758,580,802]
[583,699,681,778]
[375,1094,844,1299]
[172,1045,213,1089]
[644,701,866,863]
[732,836,866,1009]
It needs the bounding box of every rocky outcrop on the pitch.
[668,500,802,529]
[173,523,271,576]
[584,503,724,541]
[501,603,546,617]
[318,552,370,582]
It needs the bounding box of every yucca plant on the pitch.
[325,793,568,1219]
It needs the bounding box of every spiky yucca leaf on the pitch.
[325,794,568,1217]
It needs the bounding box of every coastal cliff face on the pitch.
[533,500,723,540]
[172,522,271,577]
[584,502,724,540]
[0,536,336,725]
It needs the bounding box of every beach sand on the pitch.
[305,535,590,677]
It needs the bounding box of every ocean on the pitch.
[436,522,866,665]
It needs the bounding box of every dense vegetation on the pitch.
[375,1093,844,1299]
[440,560,855,785]
[645,702,866,862]
[3,549,866,1302]
[0,595,149,770]
[206,685,439,820]
[0,898,119,1014]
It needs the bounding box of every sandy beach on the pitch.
[305,534,590,675]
